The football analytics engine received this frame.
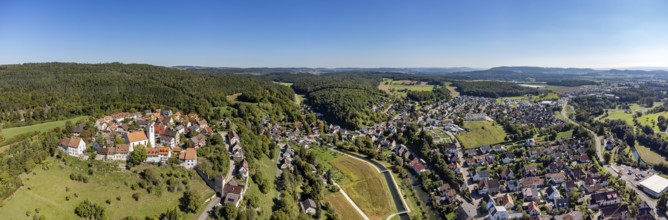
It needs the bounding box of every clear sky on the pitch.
[1,0,667,68]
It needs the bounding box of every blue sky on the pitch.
[1,0,667,68]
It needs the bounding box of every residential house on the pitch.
[523,187,541,202]
[547,172,567,184]
[496,194,515,209]
[524,165,539,176]
[520,176,545,188]
[96,144,130,161]
[189,134,207,148]
[223,179,244,207]
[599,204,629,220]
[58,137,87,157]
[590,189,620,207]
[299,199,317,215]
[146,146,171,163]
[473,171,490,182]
[479,145,491,154]
[502,153,516,164]
[500,168,515,180]
[179,148,197,169]
[506,180,520,192]
[528,201,541,216]
[554,198,569,210]
[239,160,249,179]
[546,186,562,200]
[490,206,509,220]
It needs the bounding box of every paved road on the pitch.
[198,197,220,220]
[562,99,665,219]
[561,99,604,163]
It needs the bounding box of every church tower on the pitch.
[148,122,156,148]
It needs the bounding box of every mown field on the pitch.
[331,156,396,220]
[379,79,434,97]
[635,143,668,166]
[457,121,507,148]
[0,158,213,219]
[324,191,365,220]
[0,116,89,146]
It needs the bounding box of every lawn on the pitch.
[331,156,396,220]
[0,116,89,146]
[324,191,365,220]
[635,143,668,166]
[457,121,507,148]
[556,130,574,140]
[600,109,634,124]
[0,158,213,219]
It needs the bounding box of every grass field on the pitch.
[331,156,396,220]
[325,191,365,220]
[378,79,434,98]
[637,111,668,133]
[635,143,668,166]
[274,81,293,87]
[0,116,89,146]
[0,158,213,219]
[457,121,507,148]
[444,82,460,97]
[295,94,305,105]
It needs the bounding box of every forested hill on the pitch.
[291,73,387,129]
[0,63,296,127]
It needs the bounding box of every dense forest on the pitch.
[546,80,597,87]
[290,73,387,129]
[453,81,540,98]
[0,63,297,128]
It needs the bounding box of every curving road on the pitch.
[561,99,603,162]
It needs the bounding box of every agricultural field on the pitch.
[378,79,434,97]
[0,158,213,219]
[324,191,365,220]
[635,143,668,166]
[0,116,89,146]
[331,156,396,220]
[457,121,507,148]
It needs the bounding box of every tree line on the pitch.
[453,81,540,98]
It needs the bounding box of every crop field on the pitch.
[324,191,365,220]
[0,158,213,219]
[457,121,507,148]
[0,116,89,146]
[331,156,396,220]
[444,82,460,97]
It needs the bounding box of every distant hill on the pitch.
[173,66,481,75]
[488,66,596,74]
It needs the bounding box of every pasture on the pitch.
[0,116,89,146]
[0,158,213,219]
[457,121,507,148]
[635,143,668,166]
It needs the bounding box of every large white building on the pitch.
[58,137,87,157]
[639,174,668,198]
